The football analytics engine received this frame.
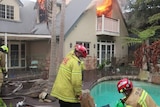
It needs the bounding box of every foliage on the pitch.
[124,0,160,29]
[124,26,160,46]
[147,40,160,72]
[123,0,160,71]
[0,98,7,107]
[134,40,160,72]
[9,103,12,107]
[148,13,160,25]
[97,60,111,70]
[126,26,160,71]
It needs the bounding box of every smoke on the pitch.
[29,0,37,2]
[86,0,104,10]
[117,0,131,13]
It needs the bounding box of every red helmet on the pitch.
[75,44,88,58]
[117,78,133,93]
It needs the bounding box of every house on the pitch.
[61,0,129,70]
[0,0,128,76]
[0,0,52,74]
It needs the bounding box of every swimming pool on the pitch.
[91,80,160,107]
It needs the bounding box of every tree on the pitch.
[123,0,160,72]
[46,0,66,94]
[47,0,57,93]
[124,26,160,70]
[58,0,66,64]
[124,0,160,29]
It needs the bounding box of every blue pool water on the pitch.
[91,80,160,107]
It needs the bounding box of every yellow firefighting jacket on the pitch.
[50,50,85,103]
[125,87,158,107]
[0,51,5,73]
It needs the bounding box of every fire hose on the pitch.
[1,80,26,107]
[2,96,26,107]
[1,79,49,107]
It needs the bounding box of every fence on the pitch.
[83,65,140,83]
[8,56,48,80]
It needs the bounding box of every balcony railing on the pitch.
[96,15,120,36]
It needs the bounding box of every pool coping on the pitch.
[89,75,160,107]
[90,75,139,89]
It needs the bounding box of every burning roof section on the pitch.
[37,0,46,10]
[96,0,112,17]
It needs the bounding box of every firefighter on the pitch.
[116,78,159,107]
[0,45,8,92]
[50,44,88,107]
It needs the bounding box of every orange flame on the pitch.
[96,0,112,17]
[38,0,45,10]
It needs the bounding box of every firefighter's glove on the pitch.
[76,94,82,101]
[39,91,48,100]
[120,98,125,104]
[116,100,125,107]
[39,91,53,103]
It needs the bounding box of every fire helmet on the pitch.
[75,44,88,58]
[0,45,8,54]
[117,78,133,93]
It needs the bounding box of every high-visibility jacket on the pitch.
[125,87,158,107]
[0,51,5,73]
[0,51,5,88]
[50,50,85,103]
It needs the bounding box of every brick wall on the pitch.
[151,73,160,84]
[84,56,97,70]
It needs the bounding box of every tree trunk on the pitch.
[58,0,66,64]
[47,0,57,93]
[142,40,149,71]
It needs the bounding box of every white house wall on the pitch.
[64,7,97,57]
[64,7,97,70]
[111,0,128,60]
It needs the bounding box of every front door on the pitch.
[97,42,114,65]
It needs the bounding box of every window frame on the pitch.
[7,42,26,68]
[0,4,14,20]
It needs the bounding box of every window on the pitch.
[76,42,90,55]
[11,44,19,67]
[7,5,14,19]
[0,4,5,18]
[0,4,14,19]
[97,41,115,65]
[8,43,26,68]
[21,44,26,67]
[39,9,47,23]
[38,0,47,23]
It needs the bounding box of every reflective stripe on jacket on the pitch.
[138,90,147,107]
[125,87,158,107]
[0,51,5,73]
[50,50,84,103]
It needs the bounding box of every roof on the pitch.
[16,0,24,7]
[31,23,50,35]
[0,0,37,34]
[56,0,93,36]
[0,0,95,37]
[33,0,93,36]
